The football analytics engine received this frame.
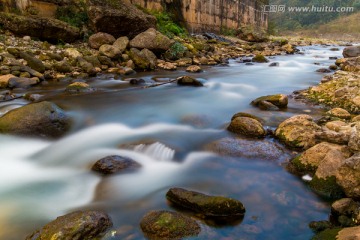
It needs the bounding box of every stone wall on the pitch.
[127,0,269,33]
[2,0,268,33]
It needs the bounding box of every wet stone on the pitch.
[92,155,141,175]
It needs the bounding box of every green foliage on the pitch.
[220,27,237,36]
[55,2,88,28]
[166,41,187,59]
[138,7,187,38]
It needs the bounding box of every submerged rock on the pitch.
[0,101,71,138]
[140,210,200,240]
[166,188,245,218]
[204,137,291,162]
[65,82,94,93]
[275,114,321,149]
[227,117,266,138]
[26,210,112,240]
[91,155,141,175]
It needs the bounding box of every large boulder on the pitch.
[337,226,360,239]
[227,117,266,138]
[140,210,200,240]
[204,137,291,162]
[0,101,71,138]
[291,142,352,174]
[275,115,321,149]
[26,210,112,240]
[336,153,360,199]
[130,28,173,53]
[128,48,157,70]
[87,1,156,39]
[0,12,80,42]
[88,32,116,50]
[343,46,360,58]
[348,122,360,152]
[166,188,245,218]
[331,198,360,227]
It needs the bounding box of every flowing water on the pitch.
[0,45,344,239]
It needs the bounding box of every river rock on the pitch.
[0,12,80,43]
[64,48,83,59]
[349,122,360,152]
[227,117,266,138]
[204,137,291,162]
[252,54,269,63]
[26,210,112,240]
[176,76,203,87]
[0,74,15,88]
[8,77,40,89]
[113,36,129,53]
[99,44,122,59]
[336,153,360,199]
[54,61,72,73]
[128,48,157,70]
[0,101,71,138]
[230,112,263,122]
[130,28,173,53]
[19,52,45,73]
[87,1,156,39]
[337,226,360,239]
[166,188,245,218]
[92,155,141,175]
[326,108,352,120]
[251,94,288,110]
[186,65,202,73]
[140,210,200,240]
[275,114,321,149]
[88,32,116,49]
[65,82,94,93]
[77,57,96,76]
[343,46,360,58]
[331,198,360,227]
[291,142,352,174]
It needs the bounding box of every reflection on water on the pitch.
[0,45,343,239]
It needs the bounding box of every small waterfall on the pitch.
[133,142,175,161]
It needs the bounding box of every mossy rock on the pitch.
[309,176,345,199]
[26,210,112,240]
[0,101,71,139]
[290,154,317,175]
[227,117,266,138]
[251,94,288,109]
[230,112,263,122]
[65,82,94,93]
[140,210,200,239]
[166,188,245,218]
[311,228,341,240]
[252,54,269,63]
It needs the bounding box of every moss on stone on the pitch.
[291,155,317,174]
[309,176,345,199]
[311,228,341,240]
[252,54,269,63]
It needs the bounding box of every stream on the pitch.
[0,45,344,239]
